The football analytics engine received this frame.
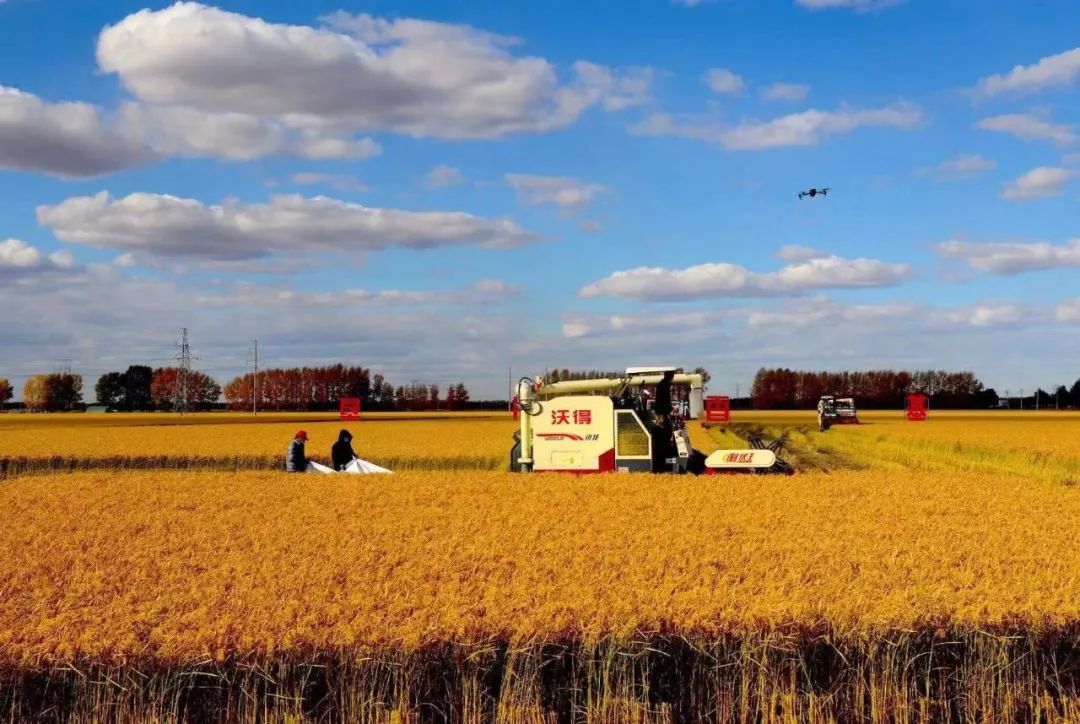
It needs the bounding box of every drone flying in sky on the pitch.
[798,187,830,199]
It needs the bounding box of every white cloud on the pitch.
[671,0,715,6]
[36,192,536,262]
[195,279,519,308]
[974,47,1080,97]
[941,303,1030,329]
[579,252,913,301]
[1000,167,1071,201]
[926,154,996,181]
[760,83,810,102]
[744,299,916,329]
[345,279,519,306]
[703,68,745,95]
[117,103,286,161]
[291,172,368,193]
[1058,299,1080,322]
[744,298,1043,334]
[97,3,651,140]
[294,132,382,160]
[774,245,830,263]
[934,238,1080,274]
[562,310,727,339]
[572,62,654,110]
[0,264,531,399]
[506,174,609,210]
[795,0,906,11]
[631,103,922,150]
[3,263,1077,401]
[0,239,78,280]
[425,165,465,189]
[1,87,383,176]
[977,114,1075,147]
[578,220,604,234]
[0,86,155,177]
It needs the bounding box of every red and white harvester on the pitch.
[510,367,793,475]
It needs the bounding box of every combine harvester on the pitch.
[817,395,859,431]
[511,367,793,475]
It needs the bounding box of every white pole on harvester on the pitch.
[517,377,535,471]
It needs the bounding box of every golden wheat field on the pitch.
[0,412,518,473]
[0,412,726,476]
[3,410,1080,722]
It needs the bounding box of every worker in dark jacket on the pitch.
[332,429,357,471]
[654,370,675,420]
[286,430,309,472]
[651,371,676,472]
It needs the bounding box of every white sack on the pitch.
[305,459,392,474]
[344,458,392,474]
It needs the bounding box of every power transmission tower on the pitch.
[250,340,259,415]
[174,328,194,416]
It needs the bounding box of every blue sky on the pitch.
[1,0,1078,399]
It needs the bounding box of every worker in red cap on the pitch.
[286,430,309,473]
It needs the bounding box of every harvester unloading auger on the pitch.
[510,367,793,475]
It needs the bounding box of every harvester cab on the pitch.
[511,367,792,475]
[835,398,859,423]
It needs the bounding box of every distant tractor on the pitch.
[817,395,859,431]
[511,367,793,475]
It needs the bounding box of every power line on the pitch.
[249,339,259,415]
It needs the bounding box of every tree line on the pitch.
[2,364,470,413]
[750,368,1009,409]
[13,367,223,413]
[222,365,470,412]
[95,365,222,411]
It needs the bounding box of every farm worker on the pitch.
[654,370,675,419]
[286,430,309,473]
[332,429,358,471]
[651,371,677,472]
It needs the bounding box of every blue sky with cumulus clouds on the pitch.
[1,0,1079,398]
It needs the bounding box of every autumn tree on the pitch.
[0,378,12,409]
[24,373,83,412]
[151,367,222,411]
[446,382,470,410]
[123,365,155,411]
[95,371,126,408]
[23,376,48,412]
[46,373,84,411]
